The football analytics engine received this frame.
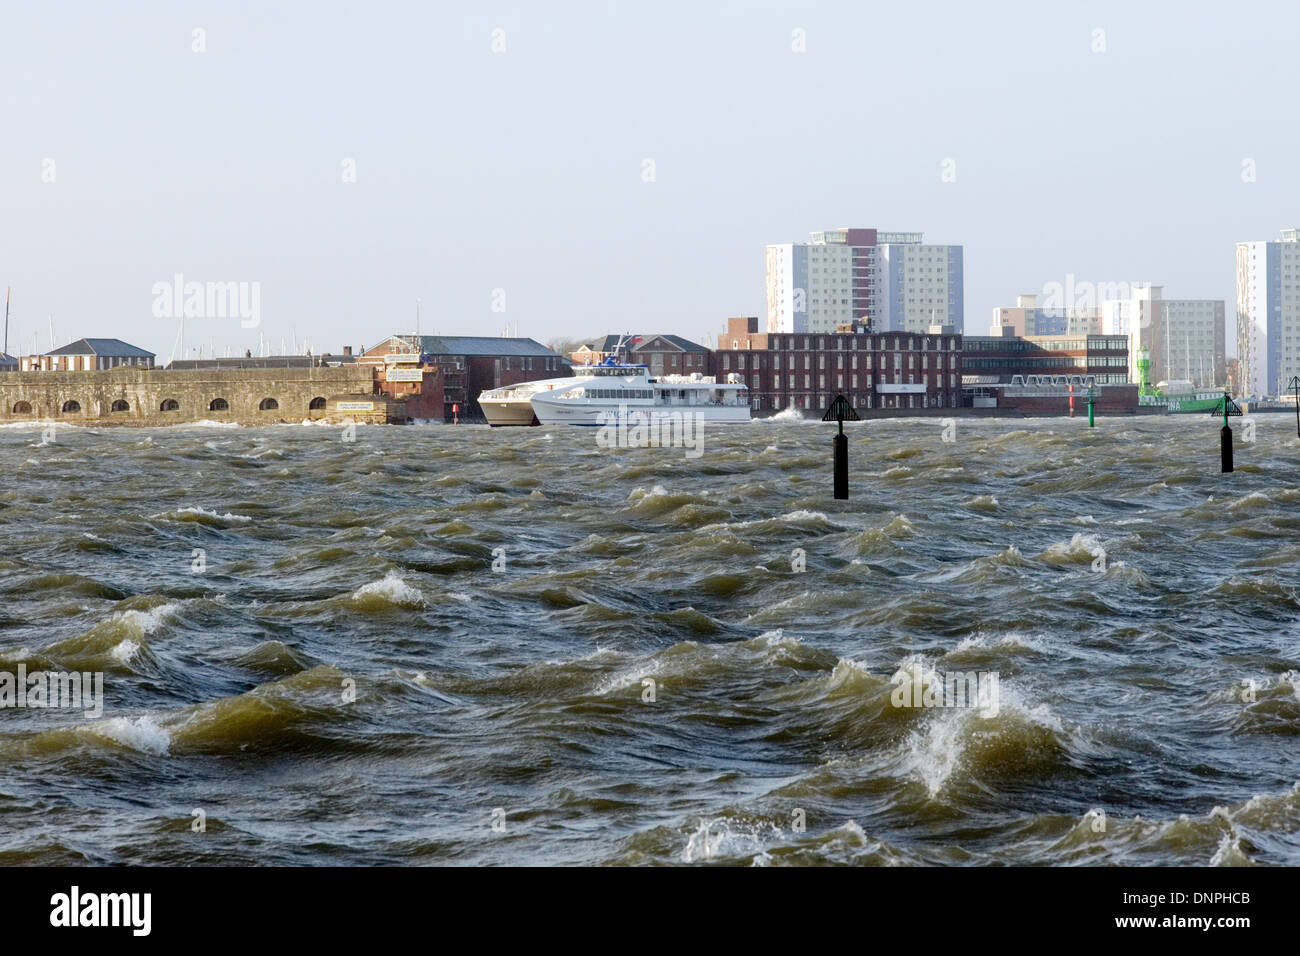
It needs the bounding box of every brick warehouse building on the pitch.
[715,316,963,415]
[961,333,1139,413]
[358,334,567,422]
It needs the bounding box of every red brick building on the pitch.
[714,316,963,414]
[359,334,566,422]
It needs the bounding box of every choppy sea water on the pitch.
[2,414,1299,866]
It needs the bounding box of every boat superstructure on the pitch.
[530,367,750,425]
[480,333,751,426]
[479,363,659,426]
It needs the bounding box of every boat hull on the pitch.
[530,400,750,426]
[479,397,540,427]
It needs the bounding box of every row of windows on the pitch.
[732,353,957,372]
[761,373,960,389]
[565,388,655,400]
[762,336,957,351]
[752,393,961,410]
[964,338,1127,353]
[965,358,1091,369]
[10,397,319,414]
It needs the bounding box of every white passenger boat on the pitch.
[478,364,652,426]
[529,365,750,426]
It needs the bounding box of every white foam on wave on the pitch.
[88,715,172,756]
[350,571,427,608]
[110,639,140,663]
[682,817,782,864]
[952,632,1042,654]
[1042,531,1105,563]
[1229,491,1271,511]
[114,603,181,638]
[626,484,670,501]
[1209,831,1252,866]
[593,655,661,697]
[152,505,253,523]
[896,674,1063,798]
[784,509,829,524]
[762,406,807,424]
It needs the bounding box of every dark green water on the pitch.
[2,415,1298,865]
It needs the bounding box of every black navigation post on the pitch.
[1212,391,1243,474]
[1290,376,1300,438]
[822,393,859,500]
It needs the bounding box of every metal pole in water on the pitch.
[822,393,858,500]
[1088,390,1095,427]
[1220,392,1233,473]
[834,428,847,499]
[1290,376,1300,438]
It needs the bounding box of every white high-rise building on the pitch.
[1101,286,1225,388]
[1237,229,1300,398]
[765,227,963,334]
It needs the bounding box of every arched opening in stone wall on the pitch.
[111,400,130,412]
[259,398,279,410]
[309,397,327,410]
[62,400,81,413]
[12,401,31,414]
[160,399,180,411]
[209,398,229,411]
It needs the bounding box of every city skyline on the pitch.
[2,1,1294,364]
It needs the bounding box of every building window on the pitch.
[309,397,327,410]
[111,400,130,413]
[210,398,229,411]
[62,400,80,413]
[259,398,279,410]
[160,399,180,411]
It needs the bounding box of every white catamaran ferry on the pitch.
[478,363,661,426]
[529,365,750,426]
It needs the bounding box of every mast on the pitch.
[3,287,9,357]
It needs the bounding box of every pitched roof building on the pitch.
[570,333,713,376]
[24,338,155,371]
[357,334,567,423]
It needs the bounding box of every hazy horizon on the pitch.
[2,0,1295,361]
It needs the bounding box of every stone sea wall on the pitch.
[0,366,400,425]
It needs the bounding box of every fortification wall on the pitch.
[0,366,394,424]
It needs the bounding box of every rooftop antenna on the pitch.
[48,314,56,351]
[3,287,9,356]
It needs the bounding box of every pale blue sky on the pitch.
[1,0,1294,360]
